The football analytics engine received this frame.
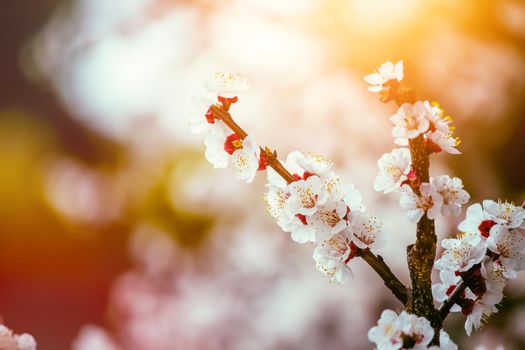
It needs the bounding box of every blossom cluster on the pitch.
[0,324,37,350]
[432,200,525,335]
[369,63,468,223]
[188,73,265,183]
[368,309,457,350]
[189,73,386,284]
[190,62,524,348]
[365,61,460,156]
[366,60,524,343]
[264,151,385,284]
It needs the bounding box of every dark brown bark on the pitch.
[406,135,442,342]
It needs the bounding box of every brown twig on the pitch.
[210,105,296,184]
[356,248,408,305]
[439,281,467,319]
[211,103,408,305]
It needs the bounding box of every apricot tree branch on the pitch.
[406,135,441,340]
[211,103,408,305]
[356,248,408,305]
[210,105,296,184]
[439,281,467,319]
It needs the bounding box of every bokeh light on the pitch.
[1,0,525,348]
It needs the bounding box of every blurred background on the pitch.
[1,0,525,349]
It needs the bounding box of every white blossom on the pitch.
[285,175,328,216]
[373,148,412,193]
[0,325,36,350]
[265,165,287,191]
[459,201,525,242]
[187,95,215,134]
[327,178,364,211]
[368,309,434,350]
[464,300,497,336]
[205,72,250,98]
[428,130,460,155]
[428,330,458,350]
[434,234,487,272]
[432,269,462,312]
[264,187,317,244]
[313,230,355,284]
[72,325,120,350]
[423,101,448,130]
[203,123,260,182]
[484,200,525,229]
[486,225,525,279]
[287,216,317,243]
[430,175,469,217]
[458,202,495,239]
[480,258,507,305]
[306,199,348,241]
[348,210,385,250]
[390,102,430,145]
[230,136,260,183]
[364,60,404,92]
[286,151,334,180]
[203,123,230,169]
[399,184,443,223]
[422,101,460,154]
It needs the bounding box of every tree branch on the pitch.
[210,105,296,184]
[356,248,408,305]
[439,281,467,319]
[211,103,408,305]
[406,135,441,341]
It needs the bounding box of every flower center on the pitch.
[321,209,340,227]
[401,333,419,348]
[299,188,317,209]
[404,114,418,130]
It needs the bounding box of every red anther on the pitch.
[224,133,242,155]
[478,220,496,238]
[258,151,268,171]
[296,214,308,225]
[303,171,315,180]
[205,107,215,124]
[426,138,442,154]
[379,79,400,103]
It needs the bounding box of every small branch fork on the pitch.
[210,103,408,306]
[438,263,483,322]
[439,281,467,319]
